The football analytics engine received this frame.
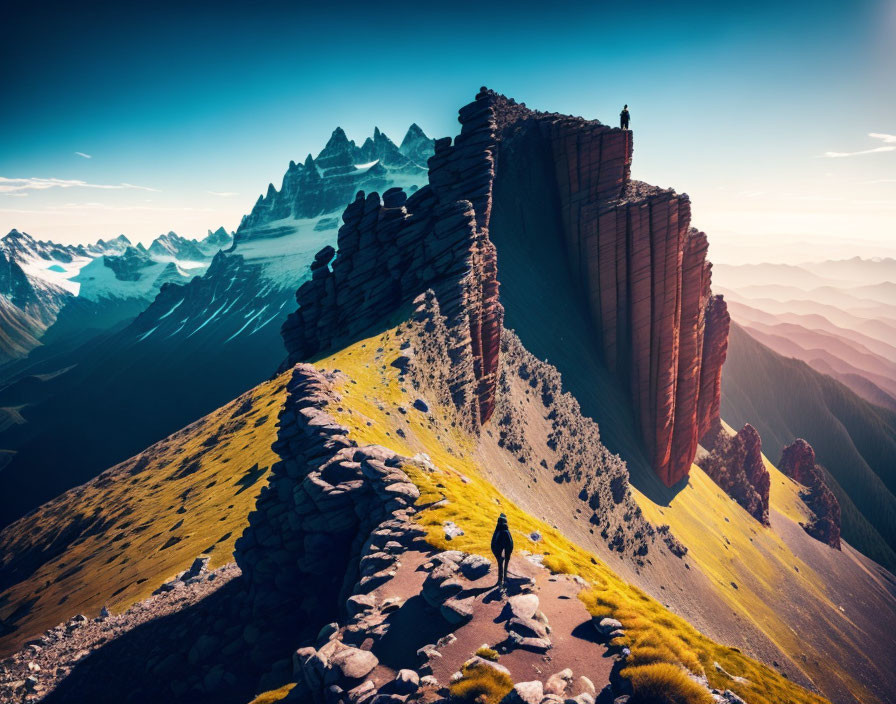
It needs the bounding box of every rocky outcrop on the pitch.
[779,440,842,549]
[234,362,428,660]
[279,88,728,485]
[702,423,770,524]
[280,103,505,426]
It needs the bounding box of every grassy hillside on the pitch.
[0,372,288,655]
[722,323,896,571]
[310,324,830,704]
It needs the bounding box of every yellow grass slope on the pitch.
[314,323,828,704]
[0,372,290,655]
[634,450,881,704]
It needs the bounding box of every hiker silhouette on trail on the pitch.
[491,513,514,588]
[620,105,630,130]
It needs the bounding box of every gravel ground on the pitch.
[0,562,240,703]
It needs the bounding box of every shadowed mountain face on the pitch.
[722,322,896,571]
[0,126,433,530]
[0,228,233,368]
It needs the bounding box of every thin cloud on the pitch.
[74,152,92,159]
[206,190,239,197]
[821,146,895,158]
[821,132,896,158]
[0,177,159,193]
[0,203,213,214]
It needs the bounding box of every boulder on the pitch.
[508,632,552,652]
[390,669,420,695]
[507,593,539,620]
[441,596,475,625]
[544,668,573,696]
[593,616,622,635]
[327,647,378,683]
[443,521,464,540]
[501,680,544,704]
[576,676,596,697]
[507,616,548,639]
[464,656,511,676]
[459,553,491,580]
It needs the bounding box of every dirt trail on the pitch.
[363,547,614,693]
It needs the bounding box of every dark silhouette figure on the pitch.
[491,513,514,587]
[620,104,630,130]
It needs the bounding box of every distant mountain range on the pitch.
[715,259,896,410]
[722,322,896,571]
[0,124,433,529]
[0,227,233,365]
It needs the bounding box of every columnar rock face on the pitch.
[697,295,731,442]
[779,439,842,549]
[280,88,728,483]
[702,423,770,524]
[482,91,729,486]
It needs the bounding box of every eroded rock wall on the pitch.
[234,364,425,658]
[280,173,503,426]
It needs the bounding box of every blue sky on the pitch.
[2,0,894,262]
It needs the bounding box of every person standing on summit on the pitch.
[491,513,514,588]
[620,104,630,130]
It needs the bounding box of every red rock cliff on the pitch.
[280,88,729,483]
[481,91,729,486]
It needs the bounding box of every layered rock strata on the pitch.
[280,87,728,486]
[701,423,770,524]
[779,440,842,549]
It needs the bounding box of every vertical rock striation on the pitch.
[280,88,729,483]
[779,439,842,549]
[482,91,729,486]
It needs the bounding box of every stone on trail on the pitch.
[464,656,511,676]
[507,616,548,639]
[507,593,539,620]
[390,669,420,694]
[508,632,552,652]
[459,553,491,579]
[440,596,475,625]
[576,676,596,697]
[545,668,574,695]
[326,647,378,682]
[501,680,544,704]
[593,616,622,635]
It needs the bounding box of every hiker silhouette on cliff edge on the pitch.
[620,105,630,130]
[491,513,514,588]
